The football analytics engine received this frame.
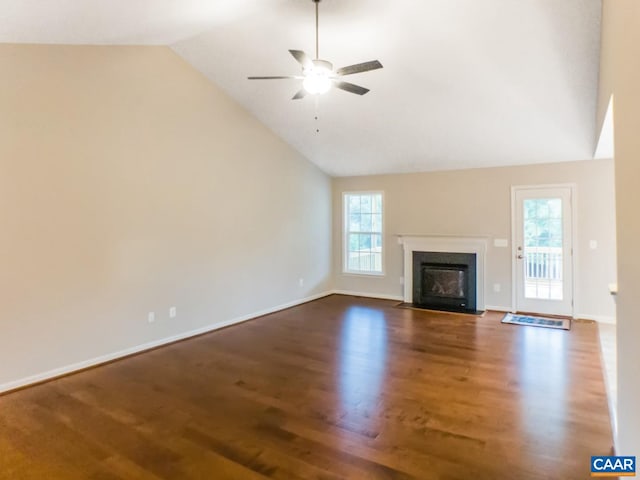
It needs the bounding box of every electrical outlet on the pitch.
[399,276,404,285]
[169,307,177,318]
[299,278,304,287]
[148,312,155,323]
[493,283,501,293]
[590,240,598,250]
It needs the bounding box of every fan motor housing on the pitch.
[310,59,333,72]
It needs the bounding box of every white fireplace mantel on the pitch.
[397,235,488,309]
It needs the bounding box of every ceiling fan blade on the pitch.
[292,89,308,100]
[289,50,314,70]
[247,76,303,80]
[334,81,370,96]
[336,60,383,76]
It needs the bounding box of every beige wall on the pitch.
[599,0,640,455]
[332,160,617,319]
[0,44,332,390]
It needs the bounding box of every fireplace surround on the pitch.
[398,235,487,312]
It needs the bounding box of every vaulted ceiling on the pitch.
[1,0,602,176]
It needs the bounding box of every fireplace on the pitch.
[412,251,478,313]
[399,235,487,312]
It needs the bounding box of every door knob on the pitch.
[517,254,523,259]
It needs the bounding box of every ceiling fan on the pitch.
[248,0,383,100]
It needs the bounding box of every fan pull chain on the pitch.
[315,95,320,133]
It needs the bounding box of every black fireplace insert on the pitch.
[412,251,478,313]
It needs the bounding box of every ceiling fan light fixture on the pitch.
[303,74,331,95]
[303,64,333,94]
[247,0,382,99]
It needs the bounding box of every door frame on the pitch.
[510,183,578,317]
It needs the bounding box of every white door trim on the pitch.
[510,183,577,317]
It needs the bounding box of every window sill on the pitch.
[342,271,385,277]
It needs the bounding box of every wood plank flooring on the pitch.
[0,295,613,479]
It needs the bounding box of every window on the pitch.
[343,192,383,274]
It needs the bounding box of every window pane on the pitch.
[524,199,538,221]
[549,219,562,248]
[523,196,564,301]
[372,253,382,272]
[372,214,382,233]
[537,220,550,247]
[548,199,562,218]
[373,194,382,214]
[359,233,371,251]
[537,200,551,219]
[349,213,361,232]
[360,252,371,271]
[349,234,359,252]
[360,214,372,232]
[360,195,372,213]
[372,234,382,250]
[348,252,360,271]
[524,217,537,247]
[349,195,361,215]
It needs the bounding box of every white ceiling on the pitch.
[1,0,602,177]
[0,0,281,44]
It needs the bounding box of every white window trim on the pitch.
[342,191,385,276]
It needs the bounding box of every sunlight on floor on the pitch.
[516,326,568,448]
[338,306,388,410]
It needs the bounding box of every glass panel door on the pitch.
[523,198,563,300]
[515,187,573,316]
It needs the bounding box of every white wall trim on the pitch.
[0,290,333,394]
[485,305,513,312]
[576,313,616,324]
[397,235,488,309]
[332,289,404,302]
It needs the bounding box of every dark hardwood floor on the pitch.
[0,295,613,479]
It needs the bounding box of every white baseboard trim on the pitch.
[331,290,404,302]
[484,305,513,312]
[576,313,616,325]
[0,290,333,395]
[3,290,614,394]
